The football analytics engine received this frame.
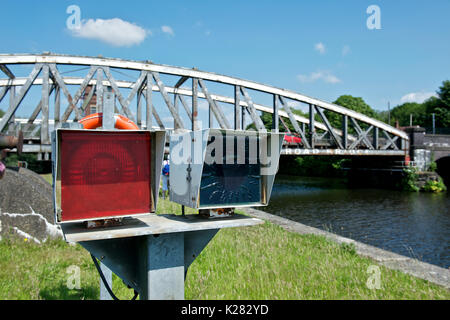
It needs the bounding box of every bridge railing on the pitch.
[0,53,409,158]
[424,127,450,135]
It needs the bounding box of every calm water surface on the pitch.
[263,175,450,268]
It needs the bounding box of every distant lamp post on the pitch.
[432,113,436,134]
[388,102,391,125]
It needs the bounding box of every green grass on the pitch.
[186,221,450,299]
[1,201,449,299]
[1,174,446,299]
[40,173,52,184]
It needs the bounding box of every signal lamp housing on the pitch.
[52,129,166,223]
[169,129,284,210]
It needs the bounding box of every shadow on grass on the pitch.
[39,284,98,300]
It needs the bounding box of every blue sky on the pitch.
[1,0,449,115]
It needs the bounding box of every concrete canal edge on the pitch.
[243,207,450,290]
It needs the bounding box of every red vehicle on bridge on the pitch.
[283,133,302,144]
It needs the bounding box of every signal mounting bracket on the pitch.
[61,212,262,299]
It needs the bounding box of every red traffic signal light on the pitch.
[55,129,155,223]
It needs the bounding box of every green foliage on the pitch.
[401,167,420,192]
[428,161,437,172]
[340,242,357,256]
[437,80,450,108]
[332,159,350,170]
[333,95,378,119]
[424,95,450,129]
[0,108,4,117]
[422,178,447,193]
[3,153,50,174]
[389,102,427,127]
[325,95,379,133]
[376,110,389,124]
[253,112,274,131]
[367,80,450,129]
[381,80,450,129]
[401,166,447,193]
[278,156,349,178]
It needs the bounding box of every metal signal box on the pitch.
[52,129,166,223]
[169,129,284,210]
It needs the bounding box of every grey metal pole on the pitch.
[388,101,391,126]
[234,85,241,130]
[139,233,185,300]
[98,91,115,300]
[432,113,435,134]
[96,69,104,113]
[342,114,348,149]
[174,91,179,130]
[272,94,279,133]
[146,73,153,130]
[309,104,315,148]
[8,85,15,135]
[208,101,213,128]
[41,65,50,144]
[99,263,113,300]
[77,224,226,301]
[373,127,379,150]
[192,78,198,131]
[102,92,115,130]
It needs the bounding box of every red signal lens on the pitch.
[59,130,152,222]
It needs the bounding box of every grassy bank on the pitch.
[0,195,449,299]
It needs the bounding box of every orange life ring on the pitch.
[79,113,139,130]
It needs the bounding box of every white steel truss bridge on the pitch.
[0,53,409,160]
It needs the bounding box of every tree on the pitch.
[424,80,450,128]
[389,102,427,127]
[333,95,378,118]
[325,95,378,132]
[437,80,450,107]
[0,108,4,118]
[376,110,390,124]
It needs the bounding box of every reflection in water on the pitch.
[263,175,450,268]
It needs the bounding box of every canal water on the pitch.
[262,175,450,269]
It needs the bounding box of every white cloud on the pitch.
[161,25,175,36]
[297,71,341,84]
[342,45,351,56]
[400,92,437,103]
[314,42,326,54]
[69,18,148,47]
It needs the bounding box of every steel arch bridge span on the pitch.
[0,53,408,157]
